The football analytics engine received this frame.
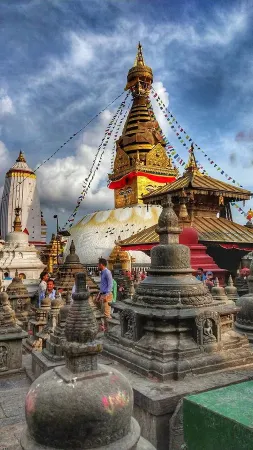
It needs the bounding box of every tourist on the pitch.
[46,279,58,300]
[4,272,12,280]
[205,271,214,291]
[98,257,113,330]
[196,267,206,282]
[38,271,50,306]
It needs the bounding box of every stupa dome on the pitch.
[6,231,29,244]
[23,364,134,448]
[179,227,199,245]
[66,204,162,265]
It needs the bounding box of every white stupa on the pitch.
[0,151,46,246]
[0,207,45,292]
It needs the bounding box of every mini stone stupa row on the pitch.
[104,196,253,381]
[21,273,155,450]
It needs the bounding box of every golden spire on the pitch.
[125,42,153,91]
[13,207,22,232]
[184,144,202,174]
[134,42,145,66]
[16,150,26,163]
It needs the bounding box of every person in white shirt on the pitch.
[38,271,50,306]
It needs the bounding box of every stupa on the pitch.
[0,151,47,246]
[54,240,98,299]
[104,196,253,381]
[67,43,178,266]
[21,273,155,450]
[6,269,32,329]
[0,207,45,282]
[0,289,27,374]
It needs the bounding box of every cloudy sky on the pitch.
[1,0,253,236]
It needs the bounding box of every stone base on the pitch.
[32,350,64,379]
[99,355,253,450]
[0,331,27,373]
[21,416,155,450]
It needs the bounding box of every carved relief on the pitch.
[195,311,220,346]
[113,147,130,173]
[146,143,172,168]
[121,309,142,341]
[0,345,8,371]
[220,314,234,333]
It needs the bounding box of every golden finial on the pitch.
[13,207,22,232]
[184,143,201,174]
[16,150,26,163]
[134,42,145,66]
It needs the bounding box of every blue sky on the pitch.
[0,0,253,236]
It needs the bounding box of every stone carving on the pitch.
[195,311,220,346]
[0,345,8,371]
[121,309,135,340]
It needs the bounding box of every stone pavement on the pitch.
[0,356,31,450]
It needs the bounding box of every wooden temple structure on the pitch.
[119,145,253,274]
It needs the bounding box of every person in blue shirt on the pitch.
[98,258,113,330]
[196,267,206,282]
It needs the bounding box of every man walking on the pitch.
[98,258,113,330]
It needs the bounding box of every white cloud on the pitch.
[37,110,115,214]
[0,141,10,170]
[0,90,15,118]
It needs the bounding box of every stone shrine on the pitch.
[0,289,27,375]
[21,273,155,450]
[104,196,253,381]
[6,269,32,330]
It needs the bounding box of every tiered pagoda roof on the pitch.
[120,146,253,252]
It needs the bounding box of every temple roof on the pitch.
[142,145,251,202]
[142,169,251,202]
[119,216,253,248]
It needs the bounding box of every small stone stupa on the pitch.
[6,269,32,329]
[54,240,99,302]
[21,273,155,450]
[0,289,27,374]
[32,291,72,379]
[104,195,253,381]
